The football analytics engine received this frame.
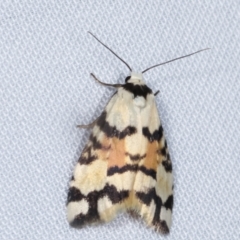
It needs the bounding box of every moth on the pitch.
[66,32,209,234]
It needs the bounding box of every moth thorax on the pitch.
[133,96,146,108]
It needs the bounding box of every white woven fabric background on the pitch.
[1,1,239,239]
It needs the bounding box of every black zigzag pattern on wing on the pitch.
[157,140,172,173]
[97,111,137,139]
[164,195,173,210]
[89,134,111,151]
[136,188,173,234]
[78,134,111,165]
[162,155,172,172]
[125,153,146,161]
[78,144,98,165]
[142,125,163,142]
[107,164,156,180]
[67,184,129,227]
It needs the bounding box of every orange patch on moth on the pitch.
[143,142,159,170]
[107,137,126,168]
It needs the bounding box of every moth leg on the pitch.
[154,90,160,96]
[91,73,122,88]
[77,117,99,129]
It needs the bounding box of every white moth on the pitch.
[67,32,209,234]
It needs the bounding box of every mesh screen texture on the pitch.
[1,1,239,239]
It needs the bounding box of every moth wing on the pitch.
[67,86,173,234]
[132,95,173,234]
[67,90,139,226]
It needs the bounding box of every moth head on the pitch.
[125,72,145,85]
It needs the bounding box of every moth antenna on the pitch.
[142,48,210,74]
[88,31,132,71]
